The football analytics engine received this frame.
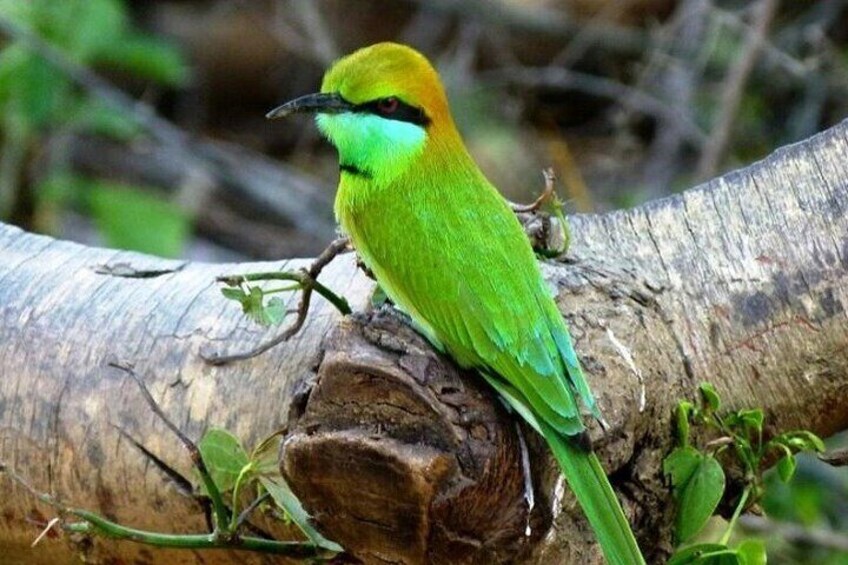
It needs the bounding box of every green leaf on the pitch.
[0,44,31,104]
[780,431,825,453]
[221,285,287,327]
[370,284,388,308]
[264,297,286,326]
[776,445,796,483]
[668,543,733,565]
[221,286,247,301]
[735,539,767,565]
[198,428,250,493]
[251,431,284,477]
[259,474,343,553]
[68,99,141,140]
[34,172,88,208]
[699,383,721,412]
[243,287,266,324]
[677,454,726,542]
[676,401,694,447]
[96,35,189,86]
[87,182,190,257]
[65,0,128,60]
[736,409,764,432]
[1,49,70,129]
[664,446,702,496]
[700,554,742,565]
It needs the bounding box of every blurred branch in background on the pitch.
[0,3,335,259]
[695,0,778,182]
[484,65,706,147]
[408,0,647,55]
[273,0,340,65]
[5,0,848,256]
[740,515,848,554]
[634,0,708,197]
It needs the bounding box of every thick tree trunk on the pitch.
[1,119,847,564]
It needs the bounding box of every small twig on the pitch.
[508,169,571,256]
[205,237,351,365]
[308,237,350,279]
[704,436,735,450]
[208,277,315,365]
[107,361,230,532]
[235,492,272,531]
[510,168,556,213]
[31,517,60,547]
[0,463,71,514]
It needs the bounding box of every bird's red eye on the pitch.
[377,97,399,114]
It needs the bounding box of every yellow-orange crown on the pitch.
[320,43,451,126]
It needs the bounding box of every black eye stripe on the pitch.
[355,98,430,126]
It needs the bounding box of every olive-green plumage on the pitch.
[268,42,645,565]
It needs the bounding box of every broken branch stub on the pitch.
[281,310,542,564]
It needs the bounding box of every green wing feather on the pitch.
[354,170,597,433]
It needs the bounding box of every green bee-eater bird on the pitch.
[267,43,645,565]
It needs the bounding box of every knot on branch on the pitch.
[281,310,542,564]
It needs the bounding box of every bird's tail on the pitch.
[539,420,646,565]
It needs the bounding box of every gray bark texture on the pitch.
[1,119,848,564]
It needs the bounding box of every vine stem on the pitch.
[0,463,324,557]
[228,463,254,531]
[204,237,352,365]
[720,484,752,545]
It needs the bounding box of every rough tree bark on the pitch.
[1,119,847,564]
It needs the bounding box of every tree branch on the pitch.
[1,119,848,563]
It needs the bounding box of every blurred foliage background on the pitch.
[0,0,846,562]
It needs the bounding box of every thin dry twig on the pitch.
[204,237,351,365]
[31,517,61,547]
[106,362,213,486]
[510,168,557,213]
[234,492,271,531]
[0,464,71,514]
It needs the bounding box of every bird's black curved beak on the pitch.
[265,92,353,119]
